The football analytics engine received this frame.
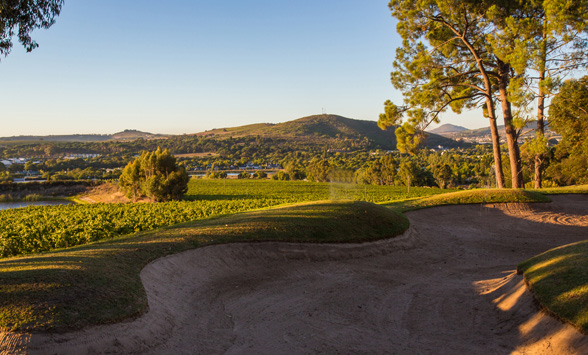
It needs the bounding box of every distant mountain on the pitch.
[428,124,469,134]
[0,130,167,143]
[432,121,560,144]
[195,114,466,150]
[111,129,168,141]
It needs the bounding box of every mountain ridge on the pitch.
[194,114,465,150]
[0,130,167,143]
[0,115,466,150]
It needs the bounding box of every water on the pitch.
[0,200,73,211]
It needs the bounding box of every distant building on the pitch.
[64,153,101,159]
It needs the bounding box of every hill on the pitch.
[428,124,469,134]
[195,114,464,150]
[0,130,167,143]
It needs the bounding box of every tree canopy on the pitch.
[0,0,64,58]
[546,76,588,185]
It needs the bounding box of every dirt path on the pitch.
[2,194,588,354]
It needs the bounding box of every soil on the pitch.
[2,194,588,354]
[78,183,150,204]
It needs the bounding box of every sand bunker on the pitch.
[2,194,588,354]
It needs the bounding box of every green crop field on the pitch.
[185,179,451,203]
[0,179,451,258]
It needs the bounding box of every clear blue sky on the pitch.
[0,0,487,136]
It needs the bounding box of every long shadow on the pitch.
[406,196,588,352]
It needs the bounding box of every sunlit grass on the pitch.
[385,188,551,212]
[537,185,588,195]
[518,240,588,334]
[185,178,454,204]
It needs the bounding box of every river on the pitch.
[0,200,73,211]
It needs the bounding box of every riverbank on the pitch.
[0,181,100,201]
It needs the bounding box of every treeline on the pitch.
[0,135,375,160]
[0,140,582,189]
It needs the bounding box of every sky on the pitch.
[0,0,488,137]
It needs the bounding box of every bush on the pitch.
[206,171,228,179]
[271,171,290,181]
[119,148,189,202]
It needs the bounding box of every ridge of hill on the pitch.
[428,124,469,134]
[0,115,465,150]
[195,114,464,150]
[0,130,167,143]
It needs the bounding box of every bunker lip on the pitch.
[2,194,588,354]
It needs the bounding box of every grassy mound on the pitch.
[518,241,588,334]
[537,185,588,195]
[387,188,551,211]
[0,200,407,333]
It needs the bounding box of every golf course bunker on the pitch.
[6,194,588,354]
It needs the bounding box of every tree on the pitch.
[432,163,454,189]
[398,159,419,192]
[306,158,331,182]
[382,0,508,187]
[283,160,306,180]
[252,171,267,179]
[206,171,227,179]
[271,171,290,181]
[546,76,588,185]
[44,144,57,157]
[8,163,23,173]
[24,160,35,171]
[486,0,588,188]
[118,159,143,200]
[0,0,64,59]
[381,0,576,188]
[119,148,189,202]
[362,155,397,185]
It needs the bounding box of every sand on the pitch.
[2,194,588,354]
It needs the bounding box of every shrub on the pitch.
[252,171,267,179]
[119,148,189,202]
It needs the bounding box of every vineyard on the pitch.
[0,179,451,258]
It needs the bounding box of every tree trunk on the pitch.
[535,93,545,189]
[497,59,524,188]
[535,29,548,189]
[485,98,505,188]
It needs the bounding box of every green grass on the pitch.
[386,188,551,212]
[185,179,454,204]
[518,240,588,334]
[537,184,588,195]
[0,200,408,332]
